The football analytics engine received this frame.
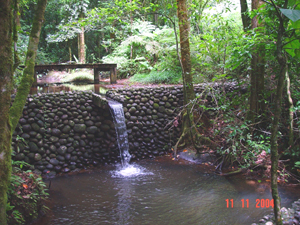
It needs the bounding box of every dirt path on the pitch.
[37,70,182,89]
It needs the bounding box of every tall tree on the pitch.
[0,1,14,223]
[0,0,47,223]
[239,0,251,31]
[46,0,88,63]
[176,0,196,150]
[248,0,266,124]
[269,8,286,224]
[175,0,214,155]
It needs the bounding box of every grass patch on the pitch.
[130,70,182,84]
[61,71,94,83]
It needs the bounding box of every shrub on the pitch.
[130,70,182,84]
[7,161,49,225]
[61,70,94,83]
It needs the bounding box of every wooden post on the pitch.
[33,68,37,87]
[94,84,100,94]
[110,66,117,84]
[94,68,99,84]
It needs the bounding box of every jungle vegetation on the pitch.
[0,0,300,224]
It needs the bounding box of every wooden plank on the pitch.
[33,63,117,71]
[19,63,118,85]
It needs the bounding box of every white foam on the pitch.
[112,164,153,178]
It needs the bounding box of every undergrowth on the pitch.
[130,70,182,84]
[7,160,49,225]
[61,70,94,83]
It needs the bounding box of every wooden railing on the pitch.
[20,63,117,86]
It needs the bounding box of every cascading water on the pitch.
[108,100,131,167]
[108,100,152,177]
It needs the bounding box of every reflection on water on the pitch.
[39,158,300,225]
[30,84,108,95]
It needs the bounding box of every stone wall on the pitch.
[11,83,241,176]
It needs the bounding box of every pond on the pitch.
[37,157,300,225]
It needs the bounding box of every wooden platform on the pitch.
[27,63,117,86]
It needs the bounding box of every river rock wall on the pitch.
[11,84,240,176]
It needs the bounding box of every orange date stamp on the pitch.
[226,199,274,208]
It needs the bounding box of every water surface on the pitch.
[41,157,300,225]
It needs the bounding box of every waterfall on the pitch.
[108,100,131,167]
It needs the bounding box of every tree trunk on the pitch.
[176,0,197,148]
[1,2,47,223]
[78,26,85,64]
[270,13,287,225]
[9,0,48,132]
[177,0,195,105]
[0,1,13,224]
[248,0,265,124]
[286,70,293,147]
[239,0,251,31]
[13,0,20,71]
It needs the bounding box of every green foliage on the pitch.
[218,122,270,168]
[103,20,179,78]
[130,70,182,84]
[208,87,271,168]
[279,9,300,22]
[190,11,244,81]
[6,161,49,225]
[61,70,94,83]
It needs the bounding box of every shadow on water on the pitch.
[34,157,300,225]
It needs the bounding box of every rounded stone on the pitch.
[49,158,59,166]
[62,168,71,173]
[69,120,75,127]
[31,123,40,132]
[49,145,57,152]
[57,155,65,161]
[61,114,68,120]
[29,131,37,137]
[28,142,39,152]
[79,140,86,146]
[59,139,67,145]
[130,116,137,121]
[86,106,93,112]
[34,153,42,161]
[74,124,86,133]
[62,125,71,133]
[57,146,67,155]
[52,128,62,136]
[46,164,54,169]
[49,136,59,142]
[125,112,131,118]
[158,106,165,113]
[15,153,25,161]
[22,124,31,132]
[19,118,27,125]
[21,133,30,139]
[87,126,98,134]
[65,153,71,160]
[54,166,62,172]
[129,107,137,114]
[141,97,148,103]
[27,153,35,159]
[85,120,94,126]
[70,156,78,162]
[100,124,110,131]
